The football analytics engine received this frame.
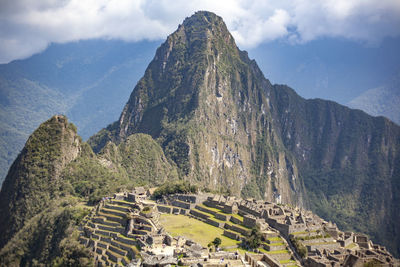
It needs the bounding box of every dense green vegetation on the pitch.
[152,180,198,199]
[289,236,308,259]
[0,116,80,249]
[0,198,92,266]
[0,116,180,264]
[243,227,263,249]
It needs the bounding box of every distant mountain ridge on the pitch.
[348,72,400,125]
[0,40,159,185]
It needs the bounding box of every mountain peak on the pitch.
[163,11,237,60]
[181,11,226,32]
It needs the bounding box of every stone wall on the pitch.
[222,204,237,214]
[288,224,307,235]
[223,230,241,240]
[307,242,340,252]
[190,209,210,220]
[230,216,242,225]
[245,253,264,267]
[157,205,172,214]
[196,205,217,215]
[225,224,249,236]
[266,252,291,261]
[105,204,130,213]
[171,200,193,209]
[203,200,220,209]
[260,254,281,267]
[215,213,229,221]
[268,219,290,237]
[263,243,286,251]
[172,194,199,203]
[238,205,261,217]
[302,237,334,245]
[205,218,224,228]
[243,215,257,228]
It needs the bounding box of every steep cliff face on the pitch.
[0,115,82,249]
[89,11,400,255]
[271,86,400,253]
[89,11,305,205]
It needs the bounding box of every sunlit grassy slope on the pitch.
[159,214,239,247]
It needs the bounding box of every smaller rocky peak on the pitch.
[0,114,83,249]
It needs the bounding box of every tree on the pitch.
[212,237,222,248]
[245,226,262,249]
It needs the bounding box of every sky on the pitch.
[1,0,400,64]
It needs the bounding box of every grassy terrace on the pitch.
[280,259,296,264]
[291,230,317,235]
[265,242,285,246]
[192,208,211,218]
[230,213,243,221]
[306,241,337,246]
[197,203,245,223]
[345,243,358,250]
[267,236,282,242]
[110,199,138,207]
[159,214,239,248]
[97,211,124,220]
[225,222,250,231]
[100,207,126,216]
[211,216,226,224]
[260,248,290,255]
[199,204,225,213]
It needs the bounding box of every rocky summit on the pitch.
[0,11,399,265]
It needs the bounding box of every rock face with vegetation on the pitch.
[89,11,400,256]
[0,116,176,264]
[0,11,399,262]
[89,11,306,206]
[0,115,82,249]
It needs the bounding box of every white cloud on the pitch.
[0,0,400,63]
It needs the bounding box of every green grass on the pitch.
[266,242,285,246]
[291,230,317,235]
[264,249,289,255]
[159,214,239,247]
[198,204,223,213]
[100,208,126,217]
[212,216,226,223]
[192,208,212,218]
[267,236,282,241]
[225,247,251,255]
[98,211,123,220]
[280,259,296,264]
[345,242,358,249]
[111,199,134,204]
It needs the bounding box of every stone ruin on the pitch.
[78,188,399,267]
